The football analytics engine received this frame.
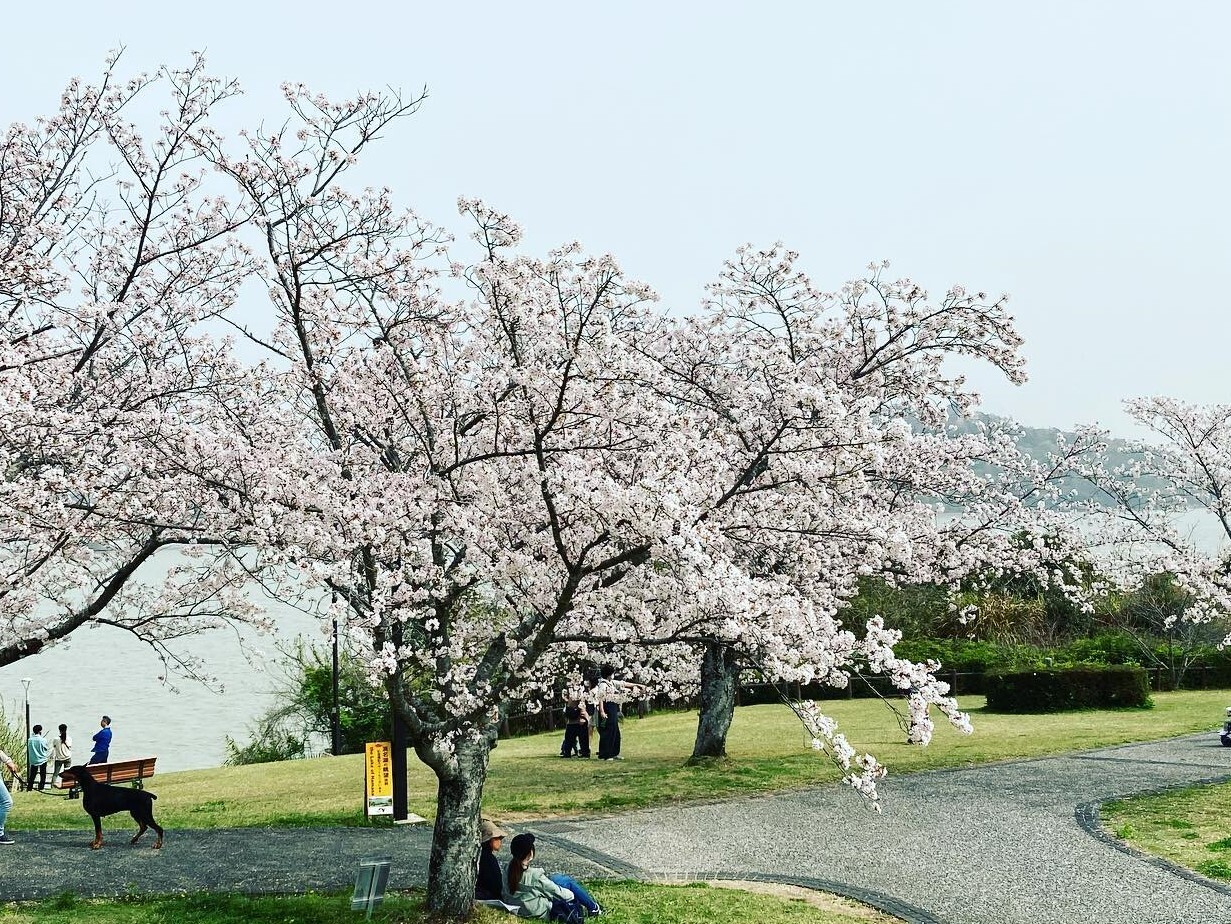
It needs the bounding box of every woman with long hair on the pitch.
[503,832,602,920]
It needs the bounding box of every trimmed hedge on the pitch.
[984,666,1151,713]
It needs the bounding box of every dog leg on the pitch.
[131,820,147,845]
[91,817,103,850]
[149,814,165,849]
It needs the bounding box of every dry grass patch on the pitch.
[705,880,900,921]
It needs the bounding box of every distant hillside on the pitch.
[951,412,1161,506]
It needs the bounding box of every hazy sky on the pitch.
[3,2,1227,436]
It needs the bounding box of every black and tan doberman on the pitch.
[63,764,164,849]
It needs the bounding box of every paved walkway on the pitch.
[4,734,1231,923]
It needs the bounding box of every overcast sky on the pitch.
[3,2,1227,436]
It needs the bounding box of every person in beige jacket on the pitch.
[502,832,602,919]
[50,723,72,784]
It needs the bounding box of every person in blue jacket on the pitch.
[89,716,112,765]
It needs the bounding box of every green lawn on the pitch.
[9,691,1227,831]
[1104,779,1231,883]
[0,883,898,924]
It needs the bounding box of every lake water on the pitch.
[0,549,325,773]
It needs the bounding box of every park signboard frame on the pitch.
[364,741,393,817]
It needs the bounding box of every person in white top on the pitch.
[594,665,646,761]
[51,724,73,784]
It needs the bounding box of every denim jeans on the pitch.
[549,873,600,915]
[0,774,11,836]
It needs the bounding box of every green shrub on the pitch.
[1062,633,1144,666]
[0,699,23,762]
[984,666,1151,713]
[223,726,308,766]
[224,641,392,765]
[895,638,1044,673]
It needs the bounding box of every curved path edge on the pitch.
[530,829,942,924]
[1074,770,1231,899]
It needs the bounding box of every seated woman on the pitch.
[503,832,602,919]
[476,818,509,901]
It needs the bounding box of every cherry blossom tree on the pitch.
[1072,398,1231,636]
[0,54,266,679]
[203,135,694,910]
[554,247,1091,762]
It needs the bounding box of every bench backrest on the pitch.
[59,757,157,787]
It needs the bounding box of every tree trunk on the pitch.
[425,734,491,919]
[690,641,740,761]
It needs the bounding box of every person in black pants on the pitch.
[594,666,646,761]
[559,697,590,758]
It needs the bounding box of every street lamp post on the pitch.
[330,591,342,757]
[331,613,342,757]
[20,678,31,788]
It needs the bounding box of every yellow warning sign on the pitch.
[365,741,393,816]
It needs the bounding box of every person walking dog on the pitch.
[0,748,21,845]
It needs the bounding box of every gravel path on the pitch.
[3,734,1231,923]
[532,734,1231,923]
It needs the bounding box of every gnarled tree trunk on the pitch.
[690,641,740,761]
[424,733,492,919]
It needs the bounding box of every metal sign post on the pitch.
[351,855,392,920]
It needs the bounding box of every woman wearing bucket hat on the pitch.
[476,818,509,901]
[504,832,603,920]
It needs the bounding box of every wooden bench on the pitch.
[58,757,157,799]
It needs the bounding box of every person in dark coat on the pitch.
[476,817,509,901]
